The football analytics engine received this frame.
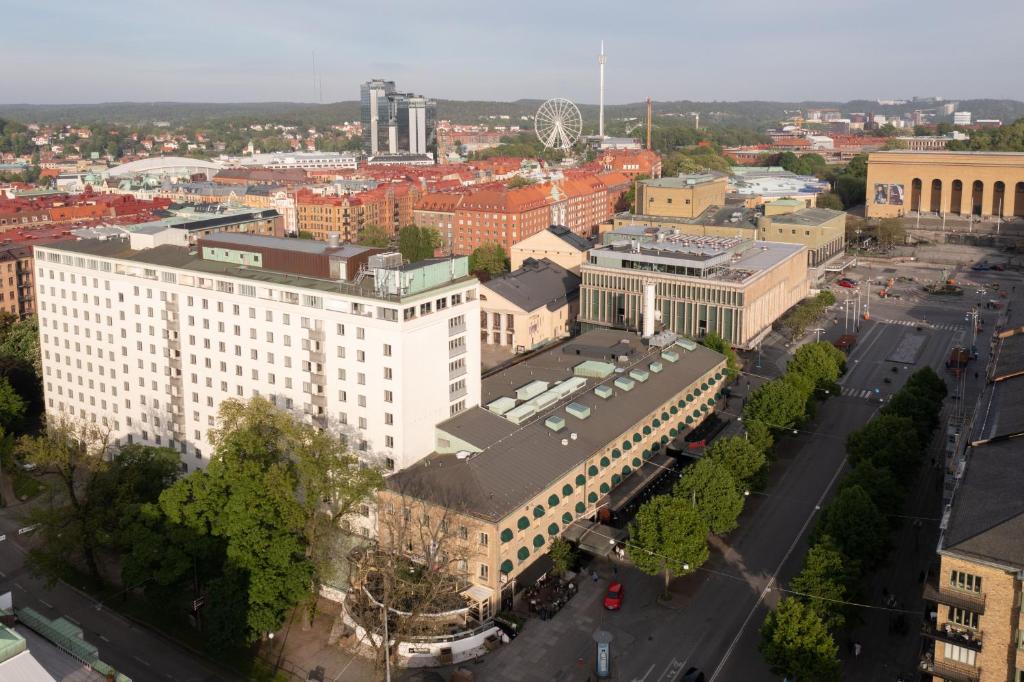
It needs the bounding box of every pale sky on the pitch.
[2,0,1022,104]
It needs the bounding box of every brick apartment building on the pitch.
[295,184,421,242]
[597,149,663,178]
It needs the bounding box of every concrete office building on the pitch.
[865,151,1024,219]
[361,79,437,156]
[35,232,481,473]
[580,235,808,349]
[382,331,727,616]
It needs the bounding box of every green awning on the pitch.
[678,399,686,407]
[589,465,599,477]
[562,512,573,525]
[612,448,621,459]
[600,482,610,494]
[562,484,573,497]
[643,426,652,435]
[708,398,716,405]
[701,404,709,412]
[652,442,661,451]
[652,419,660,428]
[611,474,621,485]
[715,371,722,380]
[687,394,694,402]
[518,516,530,530]
[670,406,678,414]
[518,547,529,561]
[661,411,670,421]
[624,441,632,450]
[548,523,559,536]
[533,505,545,518]
[670,428,677,436]
[686,416,693,424]
[643,450,652,460]
[660,435,669,444]
[633,433,642,443]
[694,388,702,396]
[600,456,610,467]
[622,466,631,476]
[576,474,586,486]
[575,501,585,514]
[588,492,598,503]
[533,534,545,548]
[501,528,514,543]
[501,559,513,574]
[548,494,560,507]
[633,457,642,467]
[678,421,685,430]
[642,449,651,460]
[702,382,708,390]
[693,411,701,419]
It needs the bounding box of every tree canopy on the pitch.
[674,458,744,535]
[398,226,441,263]
[468,243,509,276]
[705,435,768,490]
[787,342,846,394]
[355,224,391,248]
[629,495,709,596]
[814,484,887,567]
[760,597,840,682]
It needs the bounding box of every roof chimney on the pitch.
[327,232,340,248]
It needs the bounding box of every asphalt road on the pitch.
[468,259,1021,682]
[0,507,233,682]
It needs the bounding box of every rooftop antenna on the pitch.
[598,41,607,139]
[646,97,652,150]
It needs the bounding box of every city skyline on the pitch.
[2,0,1022,105]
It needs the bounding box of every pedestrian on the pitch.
[591,570,598,583]
[613,564,618,575]
[854,642,862,658]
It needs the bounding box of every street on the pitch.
[0,504,233,681]
[458,257,1020,682]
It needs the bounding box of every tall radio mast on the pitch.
[598,41,606,138]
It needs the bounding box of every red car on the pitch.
[837,279,857,288]
[603,582,624,610]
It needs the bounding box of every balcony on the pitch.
[311,393,327,408]
[923,583,986,614]
[449,364,467,381]
[922,621,983,652]
[449,320,467,337]
[918,657,979,682]
[306,328,325,343]
[449,386,468,401]
[449,344,466,359]
[310,372,326,385]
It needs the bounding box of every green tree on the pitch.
[787,342,846,394]
[0,314,41,375]
[814,485,887,566]
[815,192,844,210]
[18,417,113,584]
[760,597,840,682]
[506,176,535,188]
[840,460,904,517]
[701,332,739,378]
[355,224,391,248]
[742,379,808,437]
[705,435,768,489]
[788,537,854,631]
[876,217,905,247]
[674,458,745,534]
[549,537,577,576]
[628,495,709,597]
[398,225,441,263]
[845,414,920,481]
[468,242,509,275]
[0,377,26,432]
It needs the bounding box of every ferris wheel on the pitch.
[534,98,583,152]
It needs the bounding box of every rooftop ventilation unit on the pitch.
[614,376,635,392]
[573,360,615,379]
[566,402,591,420]
[486,396,517,416]
[629,369,650,383]
[676,338,698,352]
[594,384,614,399]
[505,403,538,425]
[545,415,566,432]
[661,349,680,363]
[515,380,549,401]
[649,361,663,374]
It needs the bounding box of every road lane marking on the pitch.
[38,599,53,609]
[0,571,5,578]
[63,615,79,625]
[633,662,655,682]
[133,655,151,667]
[708,452,849,682]
[13,582,23,590]
[98,634,110,642]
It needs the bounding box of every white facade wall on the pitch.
[35,246,481,473]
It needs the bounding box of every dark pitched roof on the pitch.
[942,437,1024,569]
[545,225,591,252]
[387,330,725,522]
[482,258,580,312]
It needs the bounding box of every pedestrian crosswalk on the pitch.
[877,318,961,332]
[840,387,879,400]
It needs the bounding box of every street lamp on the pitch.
[812,328,825,342]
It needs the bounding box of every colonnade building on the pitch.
[865,151,1024,219]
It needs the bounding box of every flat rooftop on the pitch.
[123,206,279,233]
[201,232,377,259]
[40,237,471,303]
[387,329,725,521]
[641,173,725,188]
[768,207,845,226]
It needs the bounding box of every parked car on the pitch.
[837,279,857,288]
[603,582,624,610]
[678,667,705,682]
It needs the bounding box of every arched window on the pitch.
[930,179,942,213]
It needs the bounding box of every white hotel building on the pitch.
[35,231,481,473]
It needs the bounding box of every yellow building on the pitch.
[866,150,1024,219]
[756,206,846,267]
[636,174,728,219]
[381,331,727,616]
[510,225,591,274]
[479,258,579,352]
